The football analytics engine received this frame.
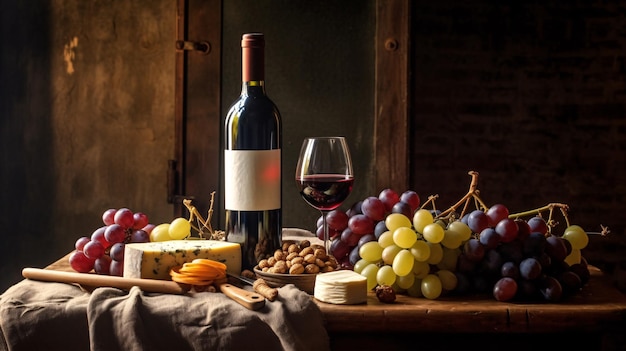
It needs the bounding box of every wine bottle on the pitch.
[224,33,282,271]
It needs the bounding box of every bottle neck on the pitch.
[241,33,265,92]
[241,80,266,96]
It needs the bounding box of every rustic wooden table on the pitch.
[44,254,626,351]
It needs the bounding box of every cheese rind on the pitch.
[123,240,242,280]
[314,270,367,305]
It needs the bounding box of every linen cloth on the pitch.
[0,279,330,351]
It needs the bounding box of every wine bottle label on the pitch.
[224,149,281,211]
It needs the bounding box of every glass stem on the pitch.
[320,210,332,255]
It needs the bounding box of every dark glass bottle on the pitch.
[224,33,282,271]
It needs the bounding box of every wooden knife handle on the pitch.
[22,267,189,295]
[218,282,265,310]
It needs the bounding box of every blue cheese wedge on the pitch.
[314,270,367,304]
[123,240,242,280]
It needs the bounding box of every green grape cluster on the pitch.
[355,209,472,299]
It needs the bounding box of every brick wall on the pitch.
[408,1,626,287]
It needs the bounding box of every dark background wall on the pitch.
[407,2,626,289]
[0,0,375,292]
[1,0,625,294]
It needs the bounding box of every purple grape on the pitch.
[75,236,91,251]
[486,204,509,227]
[495,218,519,243]
[467,210,488,234]
[539,276,563,302]
[340,228,360,246]
[326,210,349,231]
[374,220,388,239]
[357,234,376,248]
[348,214,374,235]
[361,197,386,221]
[463,238,485,262]
[545,236,568,262]
[83,240,105,260]
[130,229,150,243]
[94,255,112,275]
[501,261,519,279]
[479,227,500,250]
[493,277,517,302]
[391,201,412,219]
[378,189,400,212]
[519,257,542,280]
[528,216,549,235]
[110,242,125,262]
[400,190,420,213]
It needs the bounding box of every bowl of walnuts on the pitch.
[254,239,339,294]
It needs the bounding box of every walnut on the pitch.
[313,248,327,260]
[273,260,287,273]
[299,247,314,257]
[241,269,255,279]
[258,259,270,269]
[375,285,396,303]
[274,249,286,261]
[303,253,317,264]
[291,256,304,266]
[304,263,320,274]
[289,263,305,274]
[288,244,300,254]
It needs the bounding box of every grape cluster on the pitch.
[318,188,592,302]
[457,206,590,302]
[69,208,153,276]
[317,189,421,270]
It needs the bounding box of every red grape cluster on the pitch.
[318,188,420,269]
[457,206,590,302]
[69,208,154,276]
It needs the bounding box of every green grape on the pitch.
[150,223,171,242]
[168,218,191,240]
[377,230,394,248]
[427,242,444,265]
[407,277,423,297]
[359,241,383,262]
[423,223,445,243]
[377,265,397,286]
[435,219,447,229]
[412,209,434,233]
[448,220,472,242]
[360,263,380,291]
[421,274,443,299]
[563,225,589,250]
[441,229,462,249]
[412,260,430,279]
[392,249,415,276]
[353,258,371,274]
[410,240,431,262]
[564,248,581,266]
[385,213,412,232]
[437,247,460,271]
[382,244,403,265]
[436,269,458,291]
[396,271,415,289]
[393,227,417,248]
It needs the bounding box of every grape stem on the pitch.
[437,171,488,219]
[183,192,221,240]
[423,171,603,237]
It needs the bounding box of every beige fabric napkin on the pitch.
[0,278,329,351]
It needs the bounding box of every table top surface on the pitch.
[44,252,626,334]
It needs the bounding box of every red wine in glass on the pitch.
[296,174,354,211]
[295,137,354,258]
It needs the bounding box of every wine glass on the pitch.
[295,137,354,257]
